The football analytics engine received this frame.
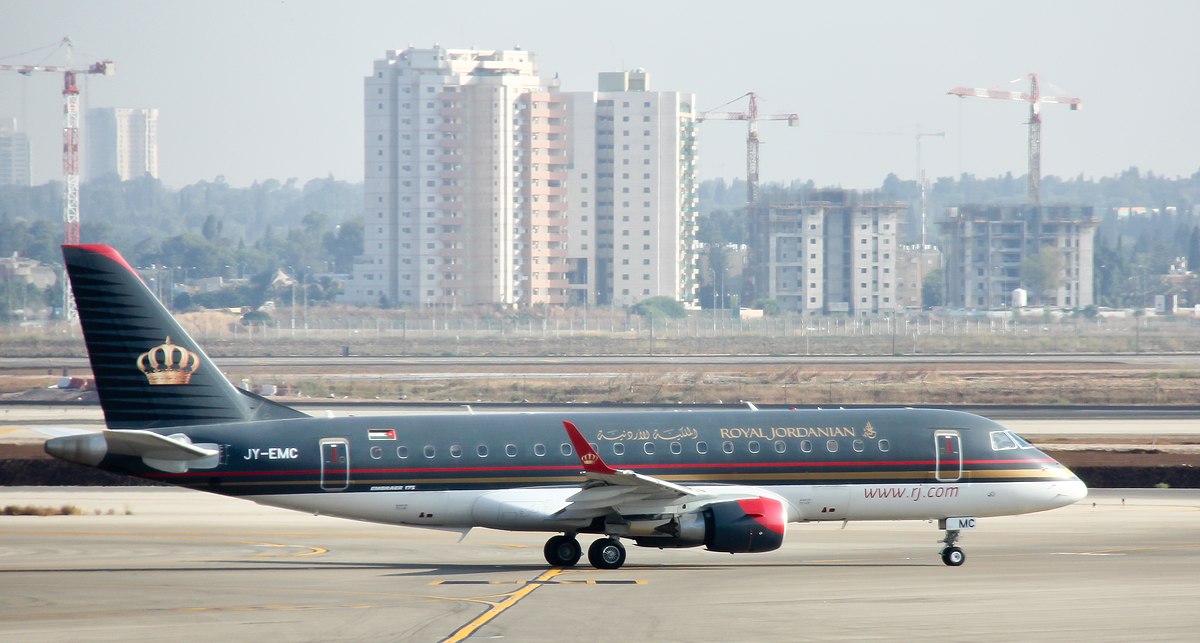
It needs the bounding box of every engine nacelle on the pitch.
[631,497,787,554]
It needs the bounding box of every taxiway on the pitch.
[1,488,1197,641]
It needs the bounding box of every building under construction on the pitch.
[751,190,906,316]
[940,205,1098,310]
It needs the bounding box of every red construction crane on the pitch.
[1,37,114,319]
[698,92,799,206]
[948,72,1080,205]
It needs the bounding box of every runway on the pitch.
[2,488,1198,641]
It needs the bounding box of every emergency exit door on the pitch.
[320,438,350,491]
[934,431,962,482]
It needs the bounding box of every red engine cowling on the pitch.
[705,497,787,553]
[631,497,787,553]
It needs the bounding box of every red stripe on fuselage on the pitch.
[142,457,1056,479]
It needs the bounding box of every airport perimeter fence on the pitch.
[6,309,1200,357]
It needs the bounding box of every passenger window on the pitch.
[696,441,708,454]
[852,439,864,453]
[878,439,890,452]
[670,442,682,455]
[613,443,625,456]
[589,442,599,453]
[748,441,760,454]
[397,446,409,459]
[424,445,436,458]
[723,441,734,454]
[644,443,655,455]
[450,444,462,458]
[774,440,786,454]
[370,446,383,460]
[477,445,488,457]
[506,444,518,457]
[561,443,573,457]
[826,439,838,453]
[991,431,1018,450]
[800,440,812,453]
[534,443,546,457]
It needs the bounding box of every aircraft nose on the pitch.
[1052,476,1088,506]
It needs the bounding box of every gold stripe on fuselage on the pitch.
[180,467,1073,488]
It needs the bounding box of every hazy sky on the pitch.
[2,0,1197,190]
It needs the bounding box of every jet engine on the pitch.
[626,497,787,553]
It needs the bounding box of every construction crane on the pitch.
[1,37,114,319]
[698,92,799,207]
[948,72,1080,205]
[915,127,944,246]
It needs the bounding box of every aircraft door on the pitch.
[320,438,350,491]
[934,430,962,482]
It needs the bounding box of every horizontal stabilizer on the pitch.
[45,429,219,473]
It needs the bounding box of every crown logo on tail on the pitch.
[136,336,201,385]
[581,452,598,466]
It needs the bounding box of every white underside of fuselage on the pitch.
[244,479,1087,533]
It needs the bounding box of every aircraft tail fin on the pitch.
[62,244,308,430]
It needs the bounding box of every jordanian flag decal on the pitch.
[368,429,397,441]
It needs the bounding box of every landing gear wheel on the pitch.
[941,546,965,566]
[587,537,627,570]
[544,535,581,567]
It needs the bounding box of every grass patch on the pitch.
[2,504,84,516]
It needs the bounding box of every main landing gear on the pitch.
[939,527,965,567]
[543,534,628,569]
[544,534,581,567]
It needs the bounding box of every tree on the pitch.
[631,296,686,319]
[1020,247,1065,304]
[1188,226,1200,274]
[922,269,945,308]
[752,298,781,316]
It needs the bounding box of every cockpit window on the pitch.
[991,430,1035,450]
[990,430,1019,451]
[1010,431,1036,449]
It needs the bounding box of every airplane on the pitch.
[44,244,1087,569]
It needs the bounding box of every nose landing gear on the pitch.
[939,526,965,566]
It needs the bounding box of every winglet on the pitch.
[562,420,618,475]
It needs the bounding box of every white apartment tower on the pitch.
[341,46,569,308]
[0,118,32,186]
[565,70,699,307]
[85,108,159,181]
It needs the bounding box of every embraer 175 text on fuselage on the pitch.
[45,245,1087,569]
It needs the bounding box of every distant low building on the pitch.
[0,253,58,289]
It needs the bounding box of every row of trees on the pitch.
[3,166,1199,316]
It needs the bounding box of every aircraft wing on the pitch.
[555,420,697,520]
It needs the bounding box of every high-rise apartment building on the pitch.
[756,190,904,315]
[85,107,159,181]
[940,205,1098,310]
[341,46,569,308]
[0,117,32,186]
[564,70,699,307]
